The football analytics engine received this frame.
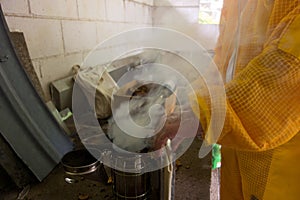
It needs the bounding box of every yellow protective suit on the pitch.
[193,0,300,199]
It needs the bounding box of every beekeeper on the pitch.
[156,0,300,199]
[190,0,300,199]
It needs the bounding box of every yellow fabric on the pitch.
[278,15,300,59]
[192,0,300,199]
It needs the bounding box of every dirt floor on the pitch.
[175,139,211,200]
[1,139,213,200]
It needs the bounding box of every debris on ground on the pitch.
[175,159,183,171]
[78,193,89,200]
[107,176,113,184]
[17,185,30,200]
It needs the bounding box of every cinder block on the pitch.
[50,76,74,111]
[97,22,128,44]
[97,22,113,43]
[124,1,136,23]
[146,6,153,24]
[135,4,147,24]
[139,4,152,24]
[154,0,199,7]
[195,24,219,50]
[31,59,53,100]
[106,0,125,22]
[38,53,83,96]
[122,23,149,31]
[88,23,158,67]
[6,17,64,59]
[29,0,77,18]
[62,20,98,53]
[153,7,199,25]
[124,2,151,24]
[78,0,106,20]
[132,0,154,6]
[82,47,114,67]
[0,0,29,14]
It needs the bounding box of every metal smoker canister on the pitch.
[112,155,150,200]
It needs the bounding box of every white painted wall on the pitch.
[0,0,153,99]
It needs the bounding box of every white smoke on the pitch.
[106,62,193,153]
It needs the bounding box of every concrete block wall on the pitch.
[0,0,153,99]
[153,0,219,50]
[151,0,220,84]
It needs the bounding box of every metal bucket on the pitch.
[112,170,150,200]
[111,155,150,200]
[61,148,101,175]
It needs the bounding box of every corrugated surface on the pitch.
[0,5,73,181]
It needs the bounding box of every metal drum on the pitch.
[111,155,150,200]
[112,170,150,200]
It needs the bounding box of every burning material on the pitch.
[107,80,177,153]
[72,50,200,200]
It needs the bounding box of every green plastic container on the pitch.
[212,144,221,169]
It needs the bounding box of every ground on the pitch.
[1,139,213,200]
